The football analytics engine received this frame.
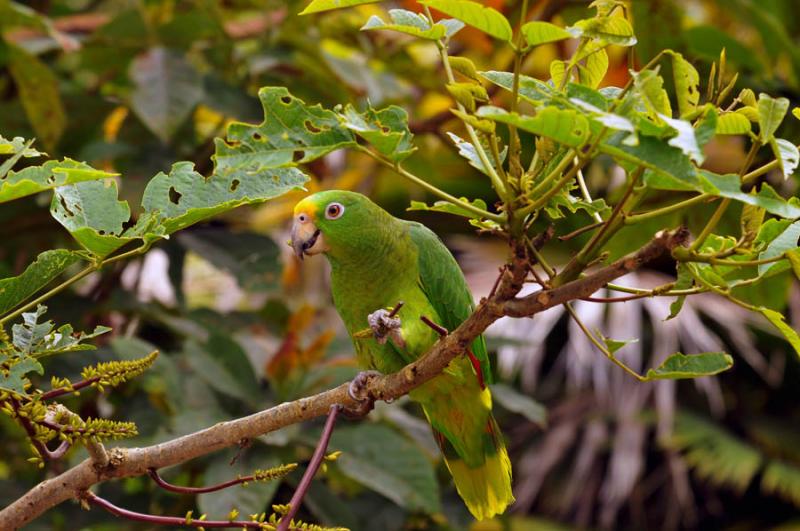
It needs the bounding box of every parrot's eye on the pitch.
[297,213,308,223]
[325,202,345,220]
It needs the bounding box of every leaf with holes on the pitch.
[51,178,134,258]
[0,135,43,157]
[667,51,700,118]
[477,106,590,148]
[338,104,415,161]
[1,159,116,204]
[361,9,447,40]
[644,352,733,380]
[0,353,43,396]
[0,250,85,317]
[419,0,512,41]
[214,87,355,171]
[408,197,489,219]
[522,21,572,48]
[299,0,380,15]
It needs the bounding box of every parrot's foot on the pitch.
[346,370,381,417]
[368,309,404,347]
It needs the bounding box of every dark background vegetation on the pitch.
[1,1,799,529]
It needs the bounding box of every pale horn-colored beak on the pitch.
[290,217,326,260]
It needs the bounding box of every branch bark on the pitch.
[0,228,687,530]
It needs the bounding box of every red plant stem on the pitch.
[8,396,67,461]
[387,301,404,318]
[420,315,448,337]
[40,376,101,400]
[276,404,341,531]
[148,468,260,495]
[83,491,271,528]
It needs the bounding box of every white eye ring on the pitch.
[325,202,345,220]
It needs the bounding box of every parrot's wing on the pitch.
[407,221,492,384]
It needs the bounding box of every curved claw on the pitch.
[368,309,404,346]
[345,370,381,418]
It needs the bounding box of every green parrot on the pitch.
[290,190,513,520]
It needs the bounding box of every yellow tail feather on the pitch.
[443,442,514,520]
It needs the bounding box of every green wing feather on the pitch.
[406,221,492,384]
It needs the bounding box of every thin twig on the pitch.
[276,405,341,531]
[420,315,448,337]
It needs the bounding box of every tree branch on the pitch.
[0,228,688,530]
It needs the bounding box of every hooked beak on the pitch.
[290,217,326,260]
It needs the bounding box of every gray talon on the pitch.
[367,309,404,346]
[348,370,381,402]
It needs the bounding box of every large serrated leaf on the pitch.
[299,0,380,15]
[338,104,415,162]
[330,423,440,514]
[1,159,116,204]
[0,250,85,317]
[419,0,512,41]
[644,352,733,380]
[477,106,590,148]
[214,87,355,170]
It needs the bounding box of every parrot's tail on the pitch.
[433,415,514,520]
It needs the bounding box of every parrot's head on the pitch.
[290,190,392,261]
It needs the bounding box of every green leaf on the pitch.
[769,138,799,179]
[361,9,447,40]
[550,59,567,89]
[716,112,751,135]
[787,249,800,281]
[0,135,43,158]
[761,460,800,508]
[0,250,84,317]
[667,262,694,320]
[479,70,557,105]
[668,51,700,118]
[142,161,307,237]
[599,333,638,354]
[299,0,380,15]
[521,21,572,47]
[577,47,609,89]
[30,323,111,358]
[569,16,637,46]
[758,220,800,277]
[0,353,42,395]
[129,47,204,143]
[11,305,52,354]
[490,383,547,427]
[197,451,281,519]
[757,93,790,143]
[633,69,672,118]
[339,104,415,161]
[51,178,134,258]
[185,334,261,405]
[448,56,479,80]
[6,44,65,152]
[445,132,504,176]
[408,197,488,219]
[759,308,800,360]
[570,97,634,134]
[604,134,699,191]
[331,423,440,513]
[659,114,704,164]
[699,171,800,219]
[419,0,512,41]
[740,203,766,248]
[644,352,733,380]
[477,106,590,148]
[214,87,355,170]
[1,159,116,204]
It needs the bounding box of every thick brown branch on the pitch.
[0,228,686,530]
